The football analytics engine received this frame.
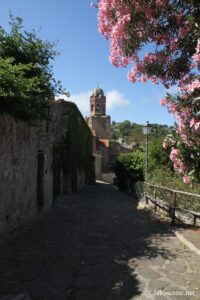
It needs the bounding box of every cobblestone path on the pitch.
[0,182,200,300]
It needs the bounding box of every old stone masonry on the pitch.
[0,182,200,300]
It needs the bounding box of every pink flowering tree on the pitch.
[162,88,200,184]
[93,0,200,183]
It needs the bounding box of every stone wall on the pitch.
[93,154,102,180]
[0,100,94,234]
[0,114,39,234]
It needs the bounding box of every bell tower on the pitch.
[86,87,111,174]
[90,87,106,116]
[87,87,110,143]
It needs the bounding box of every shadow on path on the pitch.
[0,182,197,300]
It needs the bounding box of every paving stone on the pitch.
[163,286,199,300]
[75,290,109,300]
[0,296,13,300]
[79,262,112,276]
[148,279,170,291]
[163,269,186,287]
[190,263,200,274]
[0,281,22,294]
[10,271,36,283]
[0,183,200,299]
[39,290,71,300]
[76,275,106,289]
[10,295,26,300]
[165,260,186,273]
[184,273,200,291]
[136,267,161,279]
[154,296,170,300]
[24,281,51,299]
[0,295,27,300]
[150,256,166,267]
[0,296,11,300]
[130,296,151,300]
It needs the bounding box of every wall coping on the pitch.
[51,99,92,135]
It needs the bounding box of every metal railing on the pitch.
[144,182,200,225]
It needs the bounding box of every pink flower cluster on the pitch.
[179,77,200,94]
[98,0,132,68]
[193,39,200,69]
[159,41,199,182]
[183,175,191,184]
[178,21,190,38]
[169,38,178,53]
[190,118,200,134]
[160,98,167,106]
[97,0,196,87]
[160,38,200,146]
[169,148,187,174]
[163,135,176,149]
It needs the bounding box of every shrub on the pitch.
[115,149,145,185]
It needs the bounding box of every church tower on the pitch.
[86,87,111,174]
[87,87,110,147]
[90,87,106,116]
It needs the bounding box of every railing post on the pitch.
[144,183,148,204]
[153,186,157,211]
[145,195,148,204]
[171,191,176,225]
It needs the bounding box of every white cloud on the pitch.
[55,90,92,115]
[56,89,131,116]
[68,90,92,114]
[106,90,131,111]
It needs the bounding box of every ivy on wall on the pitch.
[53,104,95,196]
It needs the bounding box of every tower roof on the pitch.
[92,87,104,97]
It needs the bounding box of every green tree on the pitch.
[111,120,116,126]
[148,137,173,173]
[0,15,63,120]
[114,148,145,191]
[117,149,145,181]
[118,120,132,136]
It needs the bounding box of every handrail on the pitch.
[144,182,200,225]
[145,182,200,198]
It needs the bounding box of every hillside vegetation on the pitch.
[111,120,172,147]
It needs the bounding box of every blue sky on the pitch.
[0,0,175,125]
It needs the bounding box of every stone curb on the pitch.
[174,230,200,256]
